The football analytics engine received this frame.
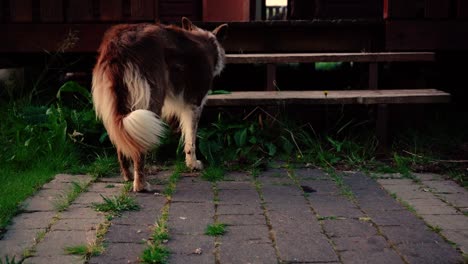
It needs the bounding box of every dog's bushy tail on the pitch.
[92,62,165,159]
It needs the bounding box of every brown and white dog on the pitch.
[92,18,228,192]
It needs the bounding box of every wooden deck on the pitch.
[206,89,450,107]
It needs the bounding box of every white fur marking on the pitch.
[122,109,165,151]
[123,63,151,110]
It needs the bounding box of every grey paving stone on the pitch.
[333,235,389,251]
[217,181,253,190]
[422,214,468,230]
[9,211,56,230]
[35,230,90,257]
[95,176,123,183]
[377,179,417,186]
[71,191,107,206]
[406,198,450,207]
[441,230,468,253]
[0,228,42,260]
[60,207,104,220]
[415,204,459,215]
[221,225,271,243]
[218,189,261,205]
[382,185,435,200]
[355,196,404,211]
[414,173,443,181]
[87,182,124,194]
[23,255,84,264]
[53,174,92,183]
[299,180,340,195]
[217,204,261,215]
[340,250,404,264]
[51,218,101,231]
[88,242,143,264]
[368,210,426,227]
[274,229,339,263]
[175,177,212,191]
[166,234,214,255]
[268,210,322,235]
[294,168,328,179]
[217,214,266,226]
[171,189,213,203]
[379,225,446,245]
[219,240,277,264]
[168,202,214,235]
[22,189,59,212]
[168,252,215,264]
[423,180,466,194]
[105,223,153,243]
[322,219,377,238]
[436,193,468,208]
[396,241,463,264]
[222,171,252,182]
[308,196,363,218]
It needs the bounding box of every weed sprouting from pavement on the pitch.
[205,222,227,236]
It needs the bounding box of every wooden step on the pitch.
[206,89,450,106]
[225,52,436,64]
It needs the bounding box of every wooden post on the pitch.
[368,62,378,90]
[369,62,390,156]
[376,104,389,156]
[266,63,276,91]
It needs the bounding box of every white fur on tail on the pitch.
[92,64,165,159]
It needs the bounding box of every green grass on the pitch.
[54,181,88,212]
[92,194,139,216]
[64,245,87,255]
[205,223,227,236]
[201,166,225,182]
[141,246,170,264]
[0,256,24,264]
[0,165,65,231]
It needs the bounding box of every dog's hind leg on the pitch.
[132,154,150,192]
[180,106,203,171]
[118,151,133,182]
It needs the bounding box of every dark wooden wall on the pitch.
[384,0,468,51]
[0,0,201,23]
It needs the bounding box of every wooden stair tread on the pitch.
[206,89,450,106]
[225,52,436,64]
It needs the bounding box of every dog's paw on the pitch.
[189,160,204,171]
[133,181,152,192]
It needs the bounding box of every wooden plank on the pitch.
[225,52,436,64]
[458,0,468,18]
[206,89,450,106]
[40,0,63,22]
[129,0,154,21]
[425,0,450,18]
[67,0,94,22]
[386,20,468,51]
[100,0,123,21]
[10,0,33,22]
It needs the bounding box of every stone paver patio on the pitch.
[1,167,467,263]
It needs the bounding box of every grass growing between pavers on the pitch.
[0,255,24,264]
[92,183,139,217]
[54,181,89,212]
[202,166,225,182]
[205,223,227,236]
[141,163,185,264]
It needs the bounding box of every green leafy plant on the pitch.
[92,194,139,216]
[205,222,227,236]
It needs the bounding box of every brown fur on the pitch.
[92,18,227,191]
